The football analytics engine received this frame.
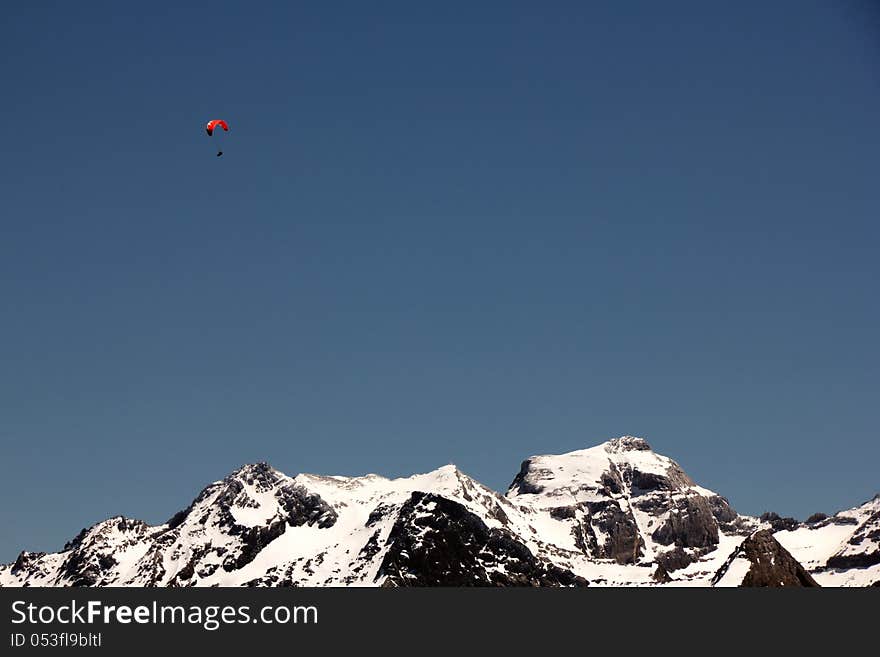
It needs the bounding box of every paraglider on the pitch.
[206,119,228,157]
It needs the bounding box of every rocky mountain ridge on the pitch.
[2,437,877,587]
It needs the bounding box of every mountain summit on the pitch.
[2,437,877,587]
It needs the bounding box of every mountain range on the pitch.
[2,436,877,587]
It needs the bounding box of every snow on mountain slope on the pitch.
[1,437,876,587]
[774,495,880,587]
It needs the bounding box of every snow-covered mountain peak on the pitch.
[604,436,652,453]
[222,461,288,489]
[1,440,875,588]
[399,463,470,490]
[62,516,150,554]
[506,437,693,504]
[500,438,756,575]
[291,463,496,514]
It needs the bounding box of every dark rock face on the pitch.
[632,495,668,515]
[652,497,719,548]
[507,460,547,495]
[655,546,697,573]
[714,530,819,587]
[549,506,577,520]
[275,483,337,529]
[632,462,694,492]
[652,563,672,583]
[759,512,799,532]
[587,501,643,564]
[826,551,880,569]
[707,495,738,524]
[805,512,828,525]
[631,471,673,492]
[366,503,395,527]
[598,469,624,496]
[378,493,587,587]
[707,495,751,535]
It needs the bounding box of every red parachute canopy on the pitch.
[205,119,229,136]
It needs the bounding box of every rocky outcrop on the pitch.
[759,512,799,532]
[825,551,880,569]
[654,546,698,573]
[713,530,819,587]
[587,500,644,564]
[652,496,719,548]
[275,483,338,529]
[378,493,587,587]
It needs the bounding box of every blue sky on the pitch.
[1,1,878,561]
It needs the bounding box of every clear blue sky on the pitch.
[1,1,878,561]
